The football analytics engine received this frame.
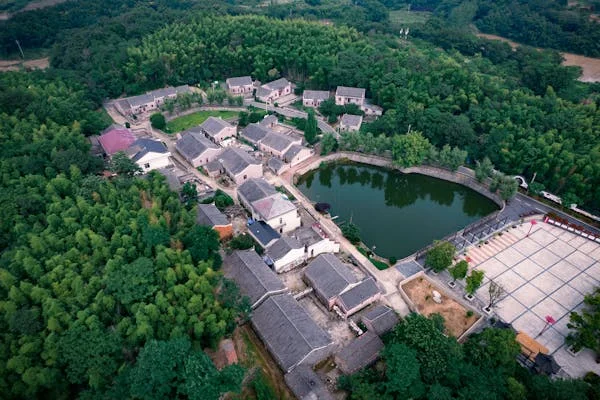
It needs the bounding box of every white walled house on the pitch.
[218,147,263,185]
[126,138,171,172]
[267,236,306,273]
[335,86,366,106]
[199,117,236,144]
[259,132,301,158]
[293,224,340,260]
[256,78,292,103]
[339,114,363,132]
[283,145,313,167]
[226,76,254,95]
[176,129,221,168]
[302,90,330,107]
[116,85,191,116]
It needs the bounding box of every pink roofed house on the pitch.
[98,125,136,156]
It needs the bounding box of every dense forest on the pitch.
[340,313,600,400]
[0,71,245,399]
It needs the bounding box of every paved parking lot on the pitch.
[468,221,600,377]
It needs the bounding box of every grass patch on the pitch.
[357,247,389,270]
[389,10,431,26]
[165,110,239,133]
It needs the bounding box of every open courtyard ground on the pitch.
[402,276,480,338]
[165,110,239,133]
[465,220,600,377]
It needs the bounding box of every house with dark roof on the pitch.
[240,123,271,145]
[334,331,383,374]
[266,236,305,273]
[197,203,232,240]
[339,114,363,132]
[283,144,313,167]
[98,124,137,156]
[302,90,330,108]
[199,117,236,144]
[238,178,301,234]
[251,293,334,373]
[217,147,263,185]
[259,114,279,129]
[115,85,191,116]
[247,220,281,248]
[304,254,359,309]
[223,250,287,309]
[268,157,289,175]
[336,277,381,317]
[259,132,300,158]
[256,78,292,103]
[226,76,254,95]
[335,86,366,106]
[361,305,399,336]
[284,365,334,400]
[126,138,171,172]
[362,101,383,117]
[176,129,221,168]
[291,223,340,260]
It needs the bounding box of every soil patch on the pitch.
[476,33,600,82]
[0,57,49,72]
[402,277,479,338]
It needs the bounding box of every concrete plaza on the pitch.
[466,221,600,377]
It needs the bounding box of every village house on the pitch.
[196,203,233,240]
[292,223,340,260]
[125,138,171,172]
[362,102,383,117]
[335,277,381,317]
[198,117,236,144]
[335,331,384,375]
[283,144,313,166]
[251,293,334,373]
[217,147,263,185]
[238,178,301,233]
[339,114,363,132]
[259,114,279,128]
[259,132,301,158]
[267,157,289,175]
[226,76,254,95]
[240,123,271,145]
[247,220,281,248]
[335,86,366,106]
[256,78,292,103]
[304,254,359,310]
[302,90,330,107]
[115,85,191,116]
[266,236,305,273]
[361,305,399,336]
[223,250,287,309]
[284,365,334,400]
[98,124,137,156]
[176,129,221,168]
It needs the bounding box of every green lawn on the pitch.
[389,10,431,26]
[165,110,239,133]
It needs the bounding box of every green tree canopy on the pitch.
[426,241,456,272]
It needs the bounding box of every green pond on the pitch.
[296,162,499,259]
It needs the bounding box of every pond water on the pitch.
[296,162,499,259]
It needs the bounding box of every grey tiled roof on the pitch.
[268,236,303,261]
[127,93,154,107]
[200,117,233,138]
[218,147,260,175]
[261,132,294,152]
[284,144,306,160]
[303,90,330,101]
[338,277,380,312]
[241,123,270,144]
[252,293,333,372]
[304,254,358,301]
[247,220,281,248]
[223,250,287,308]
[263,77,290,91]
[284,365,334,400]
[259,114,278,127]
[335,331,383,374]
[252,195,297,220]
[361,305,399,336]
[204,159,223,174]
[238,178,278,204]
[197,203,229,227]
[268,157,286,174]
[226,76,253,87]
[336,86,365,98]
[127,138,168,161]
[340,114,363,128]
[256,86,271,99]
[176,130,219,161]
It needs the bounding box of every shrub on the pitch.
[150,112,166,130]
[341,222,361,244]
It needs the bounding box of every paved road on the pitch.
[249,101,337,135]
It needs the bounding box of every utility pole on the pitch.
[407,124,412,134]
[15,40,25,59]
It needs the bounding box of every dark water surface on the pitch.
[296,162,499,259]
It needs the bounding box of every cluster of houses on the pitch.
[93,124,172,172]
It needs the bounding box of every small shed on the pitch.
[335,331,383,374]
[361,305,399,336]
